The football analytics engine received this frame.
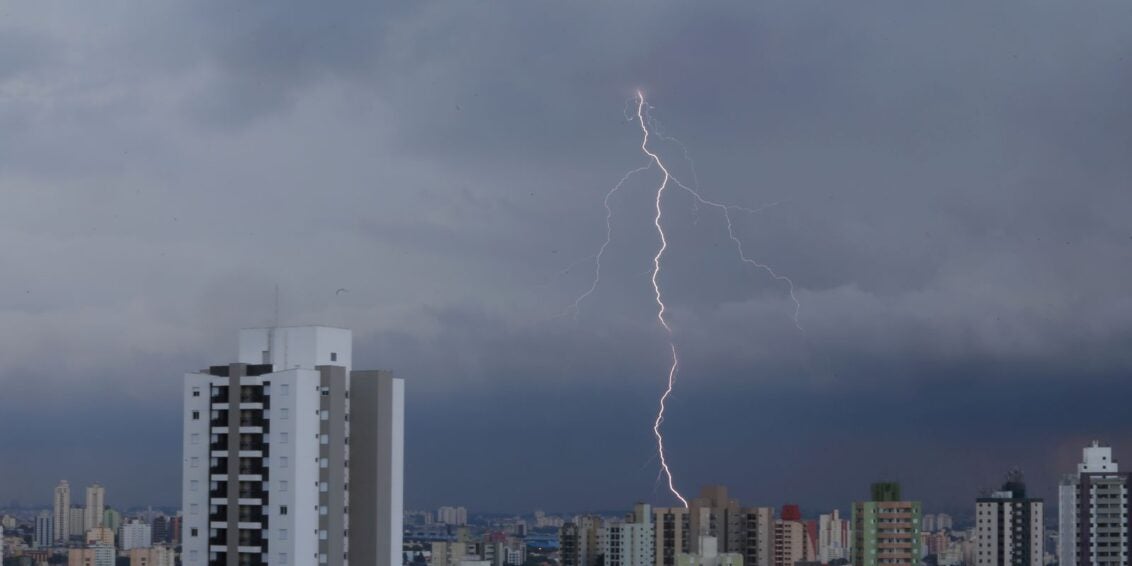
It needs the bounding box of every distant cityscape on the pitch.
[0,328,1127,566]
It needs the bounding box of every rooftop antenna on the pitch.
[266,284,279,365]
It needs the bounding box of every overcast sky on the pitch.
[2,1,1132,516]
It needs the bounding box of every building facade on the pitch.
[974,472,1043,566]
[1058,441,1130,566]
[600,503,654,566]
[54,480,71,543]
[438,507,469,526]
[561,516,604,566]
[656,487,772,566]
[68,545,115,566]
[819,510,851,563]
[181,326,404,566]
[84,485,105,531]
[677,536,744,566]
[773,505,814,566]
[35,512,53,548]
[852,483,922,566]
[121,520,153,550]
[130,546,176,566]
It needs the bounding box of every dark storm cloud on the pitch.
[1,0,1131,512]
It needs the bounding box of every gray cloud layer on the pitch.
[1,1,1131,513]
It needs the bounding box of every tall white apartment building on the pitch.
[600,503,654,566]
[85,484,106,530]
[974,473,1043,566]
[54,480,70,543]
[182,326,404,566]
[120,519,154,550]
[818,509,850,563]
[1059,441,1130,566]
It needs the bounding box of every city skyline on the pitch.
[3,0,1132,516]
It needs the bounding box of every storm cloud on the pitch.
[1,1,1131,515]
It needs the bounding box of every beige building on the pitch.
[84,485,105,531]
[656,487,773,566]
[68,545,115,566]
[772,521,812,566]
[561,515,605,566]
[85,527,115,547]
[54,481,71,543]
[129,545,176,566]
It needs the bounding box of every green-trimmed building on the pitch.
[852,482,922,566]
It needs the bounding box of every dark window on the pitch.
[192,411,200,420]
[191,528,198,537]
[330,352,337,362]
[281,506,288,515]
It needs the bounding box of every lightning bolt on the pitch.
[633,90,690,508]
[568,90,802,509]
[638,99,803,330]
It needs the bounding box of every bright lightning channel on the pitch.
[569,90,802,509]
[634,90,689,508]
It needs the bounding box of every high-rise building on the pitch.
[741,506,774,566]
[35,511,54,548]
[654,506,691,566]
[54,480,71,543]
[690,486,745,555]
[561,516,604,566]
[1059,441,1130,566]
[936,514,952,531]
[974,471,1043,566]
[151,516,168,545]
[922,515,936,534]
[677,536,744,566]
[774,505,815,566]
[84,485,105,530]
[819,510,851,563]
[852,482,922,566]
[656,487,773,566]
[168,515,181,546]
[103,509,121,535]
[120,520,153,550]
[600,503,654,566]
[70,508,86,540]
[182,326,404,566]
